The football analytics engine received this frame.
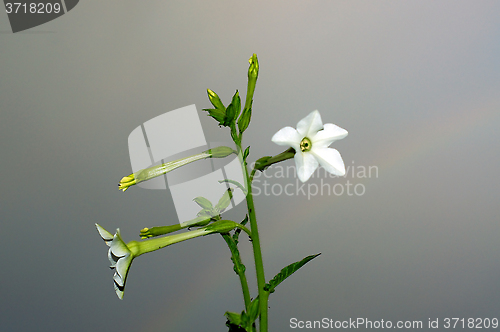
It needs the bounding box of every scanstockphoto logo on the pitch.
[252,162,379,200]
[4,0,79,33]
[127,105,247,225]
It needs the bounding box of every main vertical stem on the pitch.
[244,167,268,332]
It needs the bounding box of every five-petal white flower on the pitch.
[271,110,348,182]
[96,223,134,300]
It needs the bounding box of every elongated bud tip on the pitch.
[118,174,137,192]
[207,89,216,98]
[207,89,225,111]
[248,53,259,79]
[207,146,235,158]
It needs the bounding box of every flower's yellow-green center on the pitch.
[300,137,312,152]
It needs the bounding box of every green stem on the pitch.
[243,152,269,332]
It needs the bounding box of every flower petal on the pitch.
[110,229,131,257]
[114,281,125,300]
[294,152,319,182]
[115,254,133,285]
[271,126,301,150]
[296,110,323,138]
[310,147,346,176]
[107,249,118,268]
[95,223,114,246]
[310,123,348,149]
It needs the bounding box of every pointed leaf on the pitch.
[215,189,233,213]
[264,253,321,293]
[193,196,213,210]
[219,179,248,196]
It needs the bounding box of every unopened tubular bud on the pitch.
[207,89,225,110]
[208,146,235,158]
[248,54,259,80]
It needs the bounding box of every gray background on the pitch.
[1,1,499,331]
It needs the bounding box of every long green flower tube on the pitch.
[118,146,235,191]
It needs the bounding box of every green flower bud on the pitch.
[205,220,239,234]
[207,146,235,158]
[207,89,225,110]
[248,53,259,80]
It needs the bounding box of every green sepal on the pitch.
[225,106,236,127]
[243,146,250,162]
[193,196,213,210]
[237,106,252,134]
[264,253,321,293]
[209,146,235,158]
[230,90,241,123]
[215,188,233,213]
[203,108,226,126]
[246,296,260,326]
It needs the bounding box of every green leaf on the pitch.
[197,209,214,218]
[219,179,248,195]
[215,188,233,213]
[237,106,252,134]
[264,253,321,293]
[193,196,213,210]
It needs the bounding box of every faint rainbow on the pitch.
[141,100,499,330]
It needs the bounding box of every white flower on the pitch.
[271,110,348,182]
[95,220,241,300]
[95,224,134,300]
